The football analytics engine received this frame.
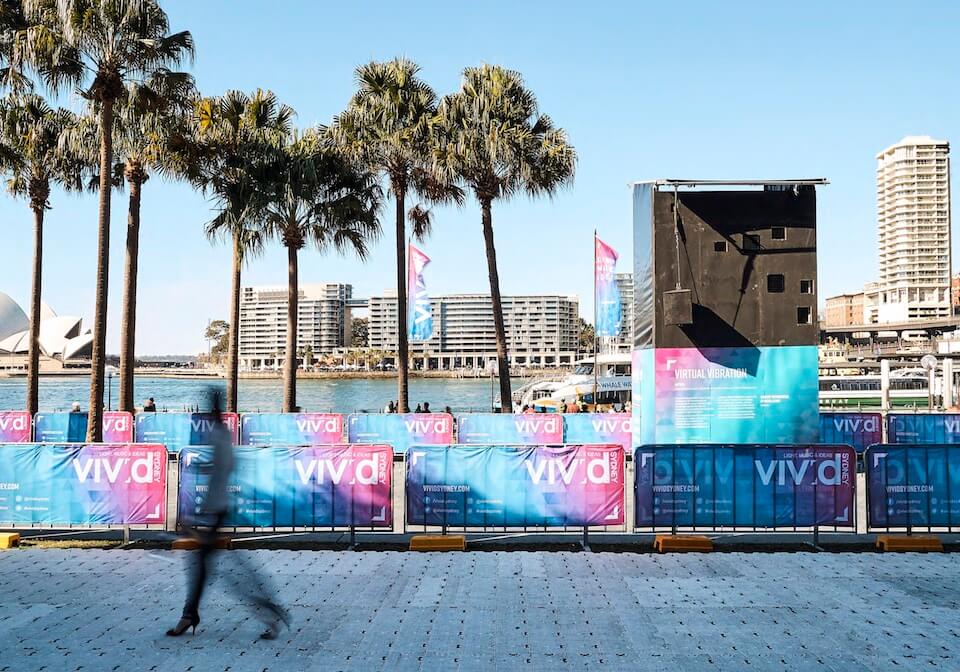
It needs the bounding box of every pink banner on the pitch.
[0,411,31,442]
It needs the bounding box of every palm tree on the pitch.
[164,90,292,412]
[258,129,381,412]
[330,58,462,413]
[0,93,83,416]
[0,0,32,92]
[20,0,193,441]
[435,65,576,412]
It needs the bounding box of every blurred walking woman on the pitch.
[166,390,289,639]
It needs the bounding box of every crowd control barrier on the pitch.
[819,412,883,453]
[456,413,564,444]
[887,413,960,444]
[178,444,392,531]
[0,443,167,526]
[347,413,452,453]
[562,414,632,451]
[634,445,856,532]
[405,444,624,530]
[865,444,960,533]
[0,411,31,442]
[135,411,239,451]
[239,412,343,445]
[34,411,133,443]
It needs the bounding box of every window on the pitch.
[714,241,727,252]
[797,307,812,324]
[767,274,785,293]
[771,227,786,240]
[800,279,814,294]
[743,233,761,251]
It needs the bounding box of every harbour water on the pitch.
[0,375,522,413]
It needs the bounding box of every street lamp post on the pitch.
[105,365,118,411]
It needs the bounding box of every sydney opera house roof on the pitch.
[0,292,93,360]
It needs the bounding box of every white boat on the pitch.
[512,353,632,412]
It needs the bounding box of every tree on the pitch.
[351,317,369,348]
[577,317,595,354]
[258,129,381,412]
[0,0,32,92]
[21,0,193,441]
[435,65,576,412]
[165,89,291,412]
[330,58,462,413]
[0,93,83,415]
[204,319,229,362]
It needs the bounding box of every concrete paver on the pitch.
[0,549,958,671]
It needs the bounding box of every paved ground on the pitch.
[0,549,958,671]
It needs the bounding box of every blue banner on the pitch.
[239,413,343,446]
[34,411,134,443]
[178,444,392,528]
[347,413,452,454]
[866,445,960,529]
[634,445,855,529]
[135,412,239,452]
[562,413,632,451]
[456,413,563,444]
[634,345,820,445]
[887,414,960,444]
[0,443,167,525]
[819,412,882,453]
[595,236,622,337]
[406,444,624,527]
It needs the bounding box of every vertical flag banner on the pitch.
[408,243,433,341]
[595,236,622,337]
[0,443,167,525]
[0,411,31,442]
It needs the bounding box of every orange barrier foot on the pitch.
[876,535,942,552]
[0,532,20,549]
[171,537,232,551]
[655,535,713,553]
[409,535,466,551]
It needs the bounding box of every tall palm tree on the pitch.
[258,129,381,412]
[330,58,462,413]
[0,0,32,92]
[0,93,83,415]
[20,0,193,441]
[435,65,576,412]
[165,90,293,412]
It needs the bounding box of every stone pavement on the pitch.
[0,549,958,671]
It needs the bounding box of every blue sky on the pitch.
[2,1,959,354]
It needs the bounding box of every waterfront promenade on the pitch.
[1,548,957,671]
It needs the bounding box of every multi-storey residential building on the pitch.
[608,272,634,352]
[824,292,865,327]
[367,292,579,369]
[238,284,351,370]
[876,136,952,322]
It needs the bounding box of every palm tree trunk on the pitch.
[480,200,513,412]
[283,244,298,412]
[395,190,409,413]
[86,98,114,442]
[118,172,142,413]
[26,206,43,417]
[226,231,241,413]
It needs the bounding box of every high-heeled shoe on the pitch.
[165,614,200,637]
[259,606,290,640]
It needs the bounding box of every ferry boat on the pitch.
[512,353,632,412]
[819,368,935,409]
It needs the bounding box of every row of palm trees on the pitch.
[0,1,576,441]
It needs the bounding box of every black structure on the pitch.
[633,179,826,351]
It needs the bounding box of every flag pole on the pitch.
[593,230,599,412]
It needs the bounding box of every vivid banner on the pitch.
[866,445,960,528]
[562,413,632,451]
[33,411,134,443]
[178,444,392,528]
[0,443,167,525]
[634,444,855,529]
[135,412,239,452]
[635,345,819,445]
[595,236,622,337]
[456,413,563,445]
[406,444,624,526]
[407,243,433,341]
[0,411,31,442]
[240,413,343,446]
[347,413,452,454]
[819,412,882,453]
[887,414,960,444]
